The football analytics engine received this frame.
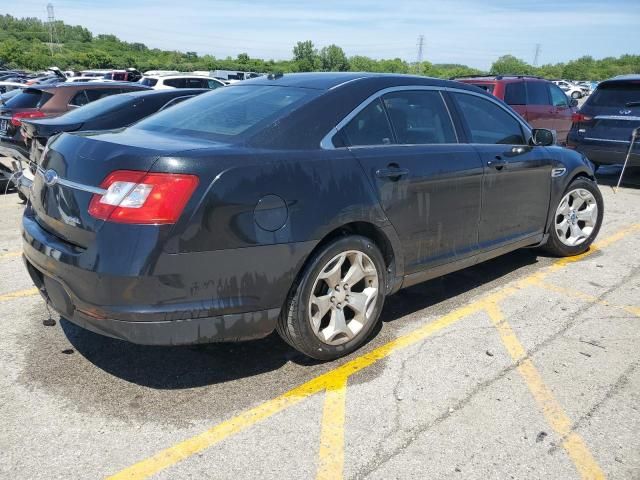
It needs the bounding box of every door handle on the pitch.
[376,167,410,180]
[487,156,506,170]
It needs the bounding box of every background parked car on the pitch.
[139,74,225,89]
[0,82,149,186]
[552,80,584,99]
[567,74,640,168]
[455,75,578,143]
[15,87,209,198]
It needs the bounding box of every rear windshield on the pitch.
[4,89,53,109]
[140,78,158,87]
[133,85,319,140]
[58,94,134,122]
[587,82,640,108]
[469,83,495,94]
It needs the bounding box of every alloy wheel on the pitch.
[554,188,598,246]
[308,250,379,345]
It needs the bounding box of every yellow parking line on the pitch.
[108,224,640,480]
[0,287,38,302]
[486,303,605,480]
[0,250,21,259]
[316,376,348,480]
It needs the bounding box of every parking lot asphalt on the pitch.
[0,166,639,480]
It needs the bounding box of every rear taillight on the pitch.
[88,170,199,224]
[571,113,593,123]
[11,111,46,127]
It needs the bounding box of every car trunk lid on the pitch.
[30,128,215,248]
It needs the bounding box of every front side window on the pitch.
[504,82,526,105]
[382,90,456,144]
[452,93,525,145]
[140,78,158,87]
[207,79,222,89]
[134,85,318,140]
[340,98,394,147]
[526,81,550,105]
[549,84,569,107]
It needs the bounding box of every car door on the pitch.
[548,82,573,143]
[524,80,555,131]
[334,88,484,274]
[449,91,552,250]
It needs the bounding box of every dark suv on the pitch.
[455,75,578,144]
[567,75,640,168]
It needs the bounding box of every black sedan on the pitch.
[22,73,603,360]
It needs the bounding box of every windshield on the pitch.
[587,82,640,108]
[133,85,319,140]
[57,93,134,122]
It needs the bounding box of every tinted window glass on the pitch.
[207,79,222,89]
[526,81,550,105]
[453,93,525,145]
[70,91,89,107]
[164,78,186,88]
[469,83,495,94]
[504,82,526,105]
[588,82,640,108]
[59,94,134,122]
[140,78,158,87]
[382,90,456,144]
[549,84,569,107]
[341,98,393,147]
[4,89,52,108]
[185,78,206,88]
[134,85,318,140]
[85,89,123,102]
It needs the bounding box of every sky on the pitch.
[2,0,640,69]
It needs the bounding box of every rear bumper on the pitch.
[22,210,314,345]
[567,136,640,166]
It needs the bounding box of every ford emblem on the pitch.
[43,169,59,187]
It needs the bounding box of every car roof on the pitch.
[453,75,546,82]
[608,74,640,82]
[146,75,214,80]
[36,81,150,90]
[242,72,491,91]
[118,88,209,99]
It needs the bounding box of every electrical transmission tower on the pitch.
[46,3,60,55]
[533,43,541,67]
[416,34,425,74]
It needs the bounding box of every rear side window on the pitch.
[341,98,393,147]
[134,85,318,139]
[452,93,525,145]
[504,82,526,105]
[526,81,550,105]
[4,89,53,108]
[70,89,123,107]
[382,90,456,144]
[185,78,207,88]
[588,82,640,108]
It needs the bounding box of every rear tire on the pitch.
[277,235,386,361]
[543,177,603,257]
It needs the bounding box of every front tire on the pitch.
[544,177,603,257]
[277,235,386,361]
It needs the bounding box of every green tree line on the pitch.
[1,14,638,80]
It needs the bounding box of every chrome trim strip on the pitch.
[594,115,640,121]
[319,85,531,150]
[36,167,107,195]
[583,137,631,144]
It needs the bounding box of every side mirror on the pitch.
[531,128,556,147]
[570,98,579,107]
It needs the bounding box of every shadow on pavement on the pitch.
[595,164,640,189]
[62,248,541,389]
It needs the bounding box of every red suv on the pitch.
[455,75,578,144]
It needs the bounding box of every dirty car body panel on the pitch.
[22,73,595,345]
